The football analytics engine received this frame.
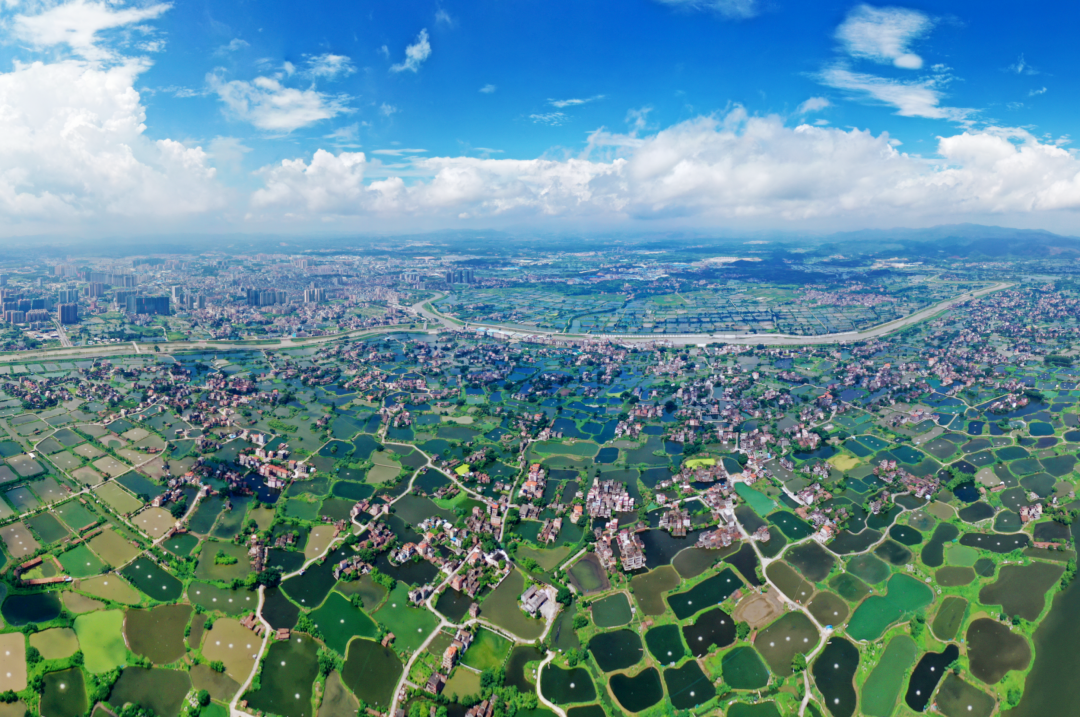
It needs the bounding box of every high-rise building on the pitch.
[126,295,170,316]
[88,283,105,298]
[0,275,6,287]
[26,309,49,323]
[57,303,78,325]
[4,310,25,324]
[304,288,326,303]
[57,289,79,304]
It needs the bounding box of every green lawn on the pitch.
[461,628,512,671]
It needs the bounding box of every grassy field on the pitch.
[461,628,512,671]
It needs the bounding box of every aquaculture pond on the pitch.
[663,660,714,709]
[755,612,819,676]
[846,553,890,585]
[590,593,632,628]
[631,566,681,616]
[812,637,858,717]
[567,554,609,595]
[721,646,770,689]
[847,573,933,641]
[504,645,545,693]
[540,666,595,705]
[726,704,783,717]
[681,607,735,657]
[931,597,968,642]
[668,568,743,620]
[2,591,61,625]
[672,547,722,579]
[860,635,917,717]
[282,547,350,607]
[434,588,474,623]
[125,604,192,664]
[107,667,191,717]
[187,582,258,616]
[264,587,304,626]
[588,629,643,672]
[905,644,959,712]
[645,624,687,664]
[966,617,1031,684]
[935,674,996,717]
[766,561,814,603]
[341,639,403,710]
[122,557,183,601]
[786,542,836,582]
[41,668,86,717]
[978,561,1063,620]
[807,592,849,627]
[609,668,664,713]
[309,593,379,654]
[244,634,320,717]
[920,523,961,568]
[958,532,1030,553]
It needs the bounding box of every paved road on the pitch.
[0,323,421,363]
[409,282,1013,347]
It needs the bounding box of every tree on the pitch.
[210,660,226,673]
[791,653,807,673]
[318,648,341,676]
[736,622,751,641]
[556,587,572,605]
[197,690,211,707]
[572,614,588,630]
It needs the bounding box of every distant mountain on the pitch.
[822,223,1080,258]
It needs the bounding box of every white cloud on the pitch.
[371,148,427,156]
[324,123,360,142]
[653,0,759,20]
[208,136,251,172]
[390,29,431,73]
[1029,87,1047,97]
[305,53,355,80]
[529,112,567,126]
[549,95,604,108]
[836,4,932,70]
[248,109,1080,227]
[1007,54,1038,75]
[379,102,398,117]
[797,96,831,114]
[0,58,220,224]
[480,84,497,94]
[12,0,172,61]
[435,8,453,26]
[818,64,971,121]
[215,38,249,56]
[208,71,352,131]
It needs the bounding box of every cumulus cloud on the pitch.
[653,0,759,20]
[0,58,220,223]
[207,71,352,131]
[390,29,431,73]
[479,84,497,94]
[836,4,932,70]
[797,97,831,114]
[247,108,1080,226]
[1029,87,1047,97]
[12,0,172,61]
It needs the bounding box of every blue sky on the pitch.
[0,0,1078,236]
